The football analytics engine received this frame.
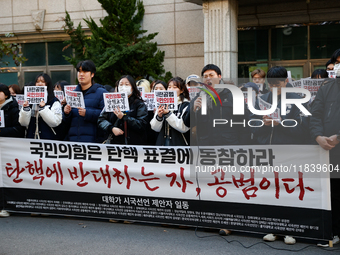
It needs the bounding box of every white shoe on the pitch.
[0,210,10,217]
[263,233,277,241]
[284,235,296,245]
[333,235,340,245]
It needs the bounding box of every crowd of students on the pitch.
[0,48,340,246]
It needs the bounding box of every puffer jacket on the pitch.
[0,96,25,137]
[250,91,306,144]
[19,97,62,140]
[98,95,148,145]
[64,83,107,143]
[150,99,190,146]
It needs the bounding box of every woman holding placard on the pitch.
[19,73,62,140]
[150,77,190,146]
[0,84,25,218]
[98,75,148,145]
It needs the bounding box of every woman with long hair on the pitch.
[150,77,190,146]
[19,73,62,139]
[98,75,148,145]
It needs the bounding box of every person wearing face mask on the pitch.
[150,77,190,146]
[19,73,63,140]
[98,75,148,145]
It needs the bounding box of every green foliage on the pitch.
[63,0,172,85]
[0,33,27,70]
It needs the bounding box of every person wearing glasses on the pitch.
[251,69,269,94]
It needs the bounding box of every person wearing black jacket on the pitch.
[191,64,250,146]
[310,69,340,246]
[0,84,25,218]
[98,75,148,145]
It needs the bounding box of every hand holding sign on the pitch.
[113,106,124,119]
[78,107,86,117]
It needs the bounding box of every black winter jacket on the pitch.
[98,95,148,145]
[0,96,25,138]
[251,91,306,144]
[310,78,340,163]
[191,88,250,146]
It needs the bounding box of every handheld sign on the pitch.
[103,92,129,112]
[137,86,145,99]
[24,86,47,104]
[64,85,77,93]
[143,92,156,111]
[54,91,64,102]
[188,86,201,101]
[0,110,4,127]
[155,91,178,111]
[65,90,85,108]
[302,79,324,97]
[327,70,336,78]
[15,95,25,110]
[258,96,281,121]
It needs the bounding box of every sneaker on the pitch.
[284,235,296,245]
[219,229,231,236]
[333,235,340,245]
[317,236,339,247]
[263,233,277,242]
[0,210,10,217]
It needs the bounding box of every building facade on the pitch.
[0,0,339,86]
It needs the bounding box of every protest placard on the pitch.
[302,78,324,97]
[258,96,280,121]
[155,91,177,111]
[65,90,85,108]
[0,110,4,127]
[188,86,201,101]
[54,91,64,102]
[15,95,25,110]
[143,92,156,111]
[103,92,130,112]
[137,86,145,99]
[64,85,77,92]
[24,86,47,104]
[327,70,336,78]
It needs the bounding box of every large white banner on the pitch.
[0,138,332,240]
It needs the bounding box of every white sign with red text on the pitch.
[65,90,85,108]
[103,92,129,112]
[24,86,47,104]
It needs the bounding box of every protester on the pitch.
[54,80,69,106]
[250,66,308,244]
[185,74,200,87]
[151,80,167,91]
[251,68,269,94]
[0,84,25,217]
[63,60,107,143]
[310,61,340,247]
[19,73,62,140]
[191,64,250,237]
[8,84,21,96]
[98,75,148,145]
[326,59,334,71]
[311,69,328,79]
[150,77,190,146]
[136,79,151,93]
[191,64,250,146]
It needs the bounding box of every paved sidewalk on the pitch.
[0,214,338,255]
